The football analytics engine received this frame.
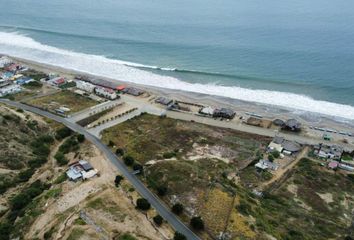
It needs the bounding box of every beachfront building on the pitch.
[0,56,13,68]
[282,119,302,132]
[155,96,173,106]
[213,108,236,119]
[48,77,66,87]
[75,80,96,92]
[94,86,117,100]
[199,106,215,116]
[0,84,22,97]
[122,87,145,96]
[273,119,285,127]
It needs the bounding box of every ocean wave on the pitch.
[0,31,354,120]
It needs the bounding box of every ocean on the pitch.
[0,0,354,120]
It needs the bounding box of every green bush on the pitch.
[172,203,184,215]
[136,198,151,211]
[77,134,85,143]
[268,154,275,162]
[163,152,176,159]
[115,148,124,156]
[272,150,280,158]
[55,152,68,166]
[123,155,135,166]
[18,168,35,182]
[153,215,163,226]
[55,127,72,140]
[114,175,124,186]
[173,232,187,240]
[190,216,204,230]
[156,185,168,196]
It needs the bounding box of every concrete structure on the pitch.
[255,159,279,171]
[155,96,173,106]
[122,87,145,96]
[283,119,302,132]
[75,80,96,92]
[315,144,343,160]
[94,86,117,100]
[213,108,236,119]
[199,106,215,116]
[66,160,97,181]
[48,77,66,86]
[0,84,21,97]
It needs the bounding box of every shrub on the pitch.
[268,154,275,162]
[133,163,143,172]
[55,127,72,140]
[77,134,85,143]
[156,185,168,196]
[153,215,163,226]
[163,152,176,159]
[114,175,124,186]
[272,150,280,158]
[123,155,135,166]
[190,216,204,230]
[108,140,115,147]
[18,168,35,182]
[55,152,68,166]
[173,232,187,240]
[172,203,184,215]
[115,148,125,156]
[136,198,151,211]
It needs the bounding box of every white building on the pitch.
[94,86,117,100]
[199,106,215,116]
[75,80,95,92]
[0,84,21,97]
[0,56,13,68]
[255,159,279,171]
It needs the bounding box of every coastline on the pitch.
[7,55,354,135]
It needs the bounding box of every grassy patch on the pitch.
[28,90,97,114]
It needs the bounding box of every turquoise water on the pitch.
[0,0,354,119]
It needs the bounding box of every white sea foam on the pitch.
[0,31,354,120]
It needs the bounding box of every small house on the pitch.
[66,160,98,181]
[94,86,117,100]
[155,97,173,106]
[75,80,96,92]
[255,159,279,171]
[315,144,343,160]
[199,106,215,116]
[283,119,301,132]
[116,85,126,92]
[213,108,236,119]
[122,87,145,96]
[328,161,339,170]
[273,119,285,127]
[0,84,21,97]
[269,136,301,155]
[49,77,66,87]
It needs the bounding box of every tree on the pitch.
[55,127,72,140]
[123,155,135,166]
[77,134,85,143]
[108,140,115,147]
[268,154,275,162]
[114,175,124,186]
[115,148,124,156]
[133,163,143,173]
[55,152,68,166]
[153,215,163,226]
[172,203,184,215]
[136,198,150,211]
[272,150,280,158]
[156,185,168,196]
[190,216,204,230]
[173,232,187,240]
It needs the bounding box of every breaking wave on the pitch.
[0,31,354,120]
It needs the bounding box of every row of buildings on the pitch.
[199,106,236,119]
[313,144,354,172]
[0,56,33,97]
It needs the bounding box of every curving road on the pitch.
[0,99,200,240]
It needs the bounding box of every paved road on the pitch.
[0,99,200,240]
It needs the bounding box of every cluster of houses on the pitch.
[0,56,33,97]
[273,118,302,132]
[199,106,236,119]
[314,144,354,172]
[66,160,98,181]
[74,77,146,100]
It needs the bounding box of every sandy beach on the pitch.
[7,55,354,146]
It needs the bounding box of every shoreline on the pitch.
[6,55,354,134]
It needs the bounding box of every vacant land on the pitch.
[28,90,97,114]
